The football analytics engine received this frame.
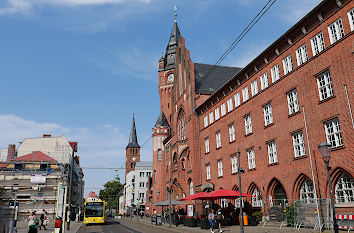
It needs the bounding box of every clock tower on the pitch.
[125,115,140,182]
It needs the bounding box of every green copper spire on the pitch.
[174,6,177,22]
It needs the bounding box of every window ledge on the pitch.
[229,140,236,144]
[331,145,345,152]
[268,162,279,167]
[293,155,307,161]
[245,132,253,137]
[217,176,223,179]
[288,110,301,118]
[318,95,336,104]
[335,202,354,208]
[248,168,256,171]
[264,123,274,129]
[216,146,222,150]
[205,152,210,155]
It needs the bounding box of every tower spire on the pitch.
[174,6,177,23]
[127,114,140,148]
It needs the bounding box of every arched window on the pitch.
[177,109,186,140]
[300,179,315,203]
[173,153,177,164]
[181,158,185,170]
[335,173,354,203]
[158,149,162,161]
[252,188,263,207]
[189,180,194,195]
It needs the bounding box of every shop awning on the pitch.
[195,189,253,200]
[180,192,207,201]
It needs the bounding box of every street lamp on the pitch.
[237,148,245,233]
[318,142,339,233]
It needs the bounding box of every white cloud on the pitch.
[87,47,159,82]
[0,0,152,15]
[0,113,153,194]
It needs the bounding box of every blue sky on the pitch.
[0,0,321,195]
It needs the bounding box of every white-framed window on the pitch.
[324,118,343,148]
[229,124,235,142]
[300,180,315,204]
[317,70,334,101]
[282,54,293,75]
[139,182,145,188]
[205,137,210,154]
[296,44,308,66]
[251,80,258,96]
[244,115,252,135]
[310,32,325,56]
[209,112,214,124]
[227,98,233,112]
[335,173,354,203]
[215,107,220,121]
[217,160,223,177]
[287,89,300,115]
[204,115,208,128]
[271,64,280,83]
[140,172,145,177]
[328,18,345,44]
[221,103,226,117]
[206,164,211,180]
[158,149,162,161]
[260,72,269,90]
[216,131,222,148]
[139,193,145,199]
[221,198,229,208]
[252,188,263,207]
[189,180,194,195]
[263,103,273,126]
[348,8,354,31]
[231,156,237,174]
[242,86,249,102]
[292,131,306,157]
[267,141,278,164]
[247,149,256,169]
[234,92,241,107]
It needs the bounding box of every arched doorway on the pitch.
[267,178,288,222]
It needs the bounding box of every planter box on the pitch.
[199,219,210,229]
[183,218,198,227]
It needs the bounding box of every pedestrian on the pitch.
[173,208,180,226]
[28,212,38,233]
[208,209,215,233]
[216,208,224,233]
[39,209,47,230]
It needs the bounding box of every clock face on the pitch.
[167,73,174,83]
[132,157,136,162]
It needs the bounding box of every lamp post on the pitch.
[318,142,339,233]
[237,148,245,233]
[9,187,19,233]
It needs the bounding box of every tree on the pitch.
[99,176,124,212]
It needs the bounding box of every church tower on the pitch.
[125,115,140,182]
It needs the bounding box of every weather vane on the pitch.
[174,6,177,22]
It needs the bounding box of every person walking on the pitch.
[216,208,224,233]
[28,212,38,233]
[208,209,215,233]
[39,209,47,230]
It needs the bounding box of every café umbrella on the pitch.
[195,189,254,200]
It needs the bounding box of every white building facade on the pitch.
[124,162,152,215]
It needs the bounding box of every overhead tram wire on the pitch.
[202,0,277,81]
[81,136,153,170]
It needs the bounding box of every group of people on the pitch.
[208,208,224,233]
[27,210,49,233]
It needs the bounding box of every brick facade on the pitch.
[150,0,353,216]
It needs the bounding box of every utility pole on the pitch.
[66,145,76,230]
[169,151,173,227]
[237,148,244,233]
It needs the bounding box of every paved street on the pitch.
[78,218,335,233]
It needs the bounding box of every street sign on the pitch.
[9,202,19,207]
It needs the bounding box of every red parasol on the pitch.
[180,192,207,201]
[195,189,253,200]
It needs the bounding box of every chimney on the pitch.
[7,144,16,161]
[43,134,51,138]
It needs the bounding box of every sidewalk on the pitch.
[16,221,83,233]
[124,216,334,233]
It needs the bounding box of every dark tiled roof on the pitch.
[194,63,242,94]
[155,112,170,127]
[127,115,140,148]
[164,22,181,70]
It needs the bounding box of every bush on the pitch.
[251,211,263,222]
[284,204,297,227]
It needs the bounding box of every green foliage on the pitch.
[284,204,297,227]
[251,210,263,222]
[99,176,124,211]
